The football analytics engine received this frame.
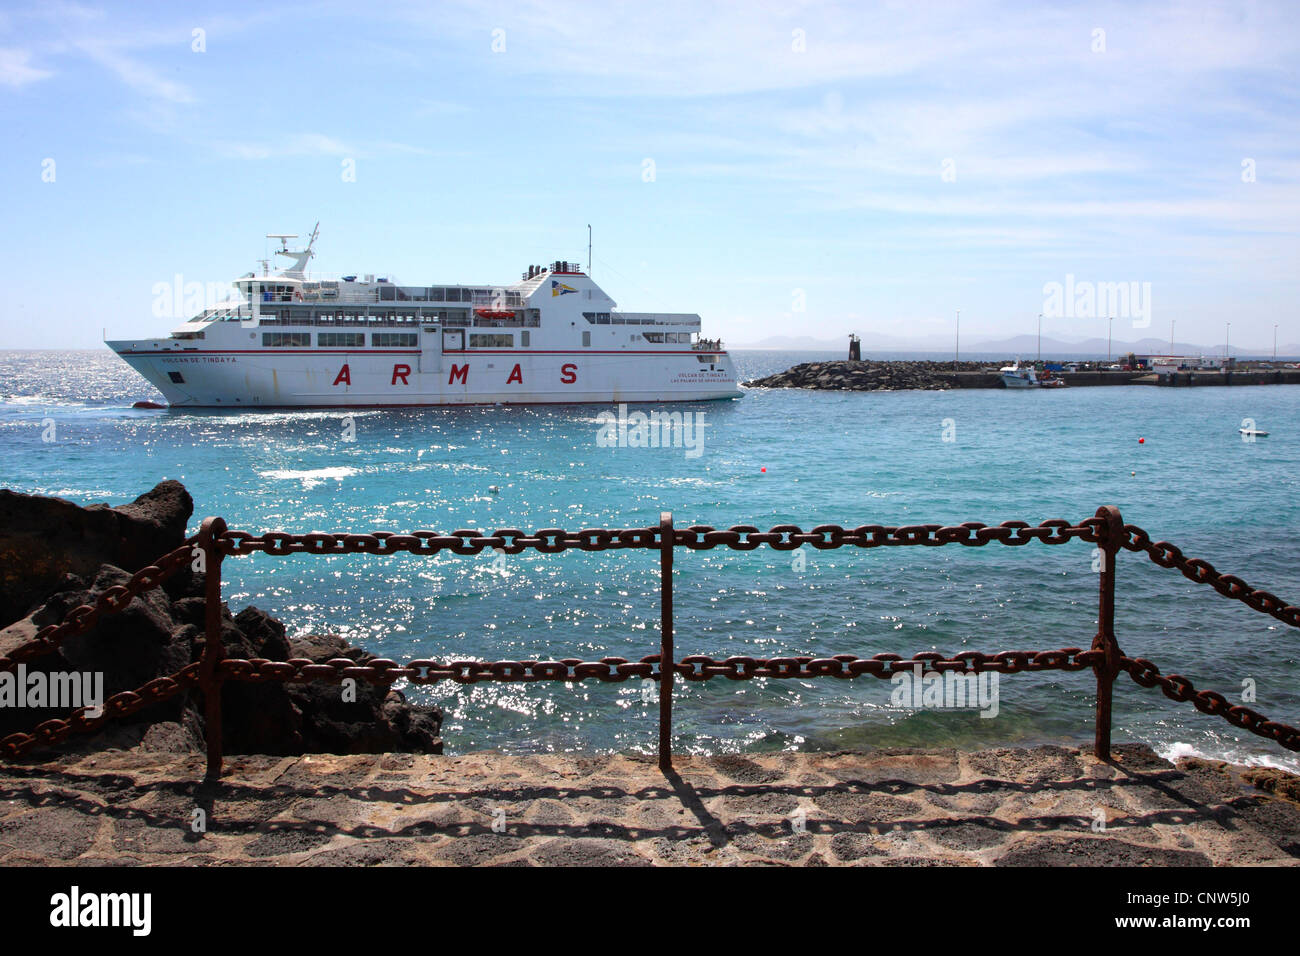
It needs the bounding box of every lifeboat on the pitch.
[474,308,516,320]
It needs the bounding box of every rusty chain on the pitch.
[2,513,1298,761]
[208,648,1101,687]
[1122,524,1300,628]
[0,539,198,675]
[1120,656,1300,752]
[216,518,1108,557]
[0,663,202,759]
[215,655,661,684]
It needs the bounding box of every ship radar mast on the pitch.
[267,221,319,277]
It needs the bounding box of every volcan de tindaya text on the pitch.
[107,227,739,407]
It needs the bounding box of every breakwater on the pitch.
[743,360,1300,391]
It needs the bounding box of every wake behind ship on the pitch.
[107,227,740,407]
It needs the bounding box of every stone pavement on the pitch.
[0,744,1297,866]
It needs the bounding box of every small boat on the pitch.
[1239,428,1269,437]
[1000,363,1039,388]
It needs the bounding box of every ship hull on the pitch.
[108,345,740,407]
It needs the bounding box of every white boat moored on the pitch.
[1000,363,1039,388]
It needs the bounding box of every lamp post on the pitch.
[1037,313,1043,363]
[1274,324,1278,361]
[1225,322,1230,360]
[1107,316,1113,362]
[1170,319,1175,355]
[955,309,960,370]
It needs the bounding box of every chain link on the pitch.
[3,514,1298,763]
[0,663,202,758]
[0,539,199,675]
[1121,524,1300,628]
[1120,656,1300,751]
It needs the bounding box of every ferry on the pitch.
[107,226,739,407]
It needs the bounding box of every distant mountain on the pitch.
[732,331,1300,358]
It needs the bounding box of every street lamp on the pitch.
[955,309,960,369]
[1170,319,1175,355]
[1107,316,1113,362]
[1226,322,1230,360]
[1274,324,1278,361]
[1037,313,1043,363]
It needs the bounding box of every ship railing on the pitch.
[469,290,528,308]
[470,315,541,328]
[610,312,702,327]
[248,313,542,330]
[2,507,1297,781]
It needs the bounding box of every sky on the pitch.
[1,0,1297,351]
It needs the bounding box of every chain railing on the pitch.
[2,506,1298,778]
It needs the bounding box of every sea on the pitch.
[2,348,1298,770]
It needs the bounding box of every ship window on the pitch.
[262,332,310,347]
[583,331,591,347]
[379,285,396,301]
[372,333,418,347]
[521,331,530,347]
[168,371,185,384]
[470,333,514,348]
[318,332,365,348]
[643,333,665,343]
[428,288,445,301]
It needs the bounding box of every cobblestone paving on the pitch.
[0,744,1297,866]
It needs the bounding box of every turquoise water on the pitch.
[2,349,1298,768]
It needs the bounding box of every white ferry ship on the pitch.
[107,226,739,407]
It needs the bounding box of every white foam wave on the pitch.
[259,466,359,488]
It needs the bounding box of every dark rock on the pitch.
[0,483,442,758]
[0,480,192,626]
[284,634,442,754]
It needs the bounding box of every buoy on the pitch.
[760,467,767,473]
[1138,437,1145,444]
[488,485,500,494]
[1131,471,1136,476]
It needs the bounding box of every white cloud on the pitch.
[73,39,193,103]
[0,48,52,87]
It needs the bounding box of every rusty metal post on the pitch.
[1092,506,1125,760]
[197,516,227,779]
[658,511,674,771]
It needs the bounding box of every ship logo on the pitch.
[551,280,576,297]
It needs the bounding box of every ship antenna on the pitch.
[587,224,592,275]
